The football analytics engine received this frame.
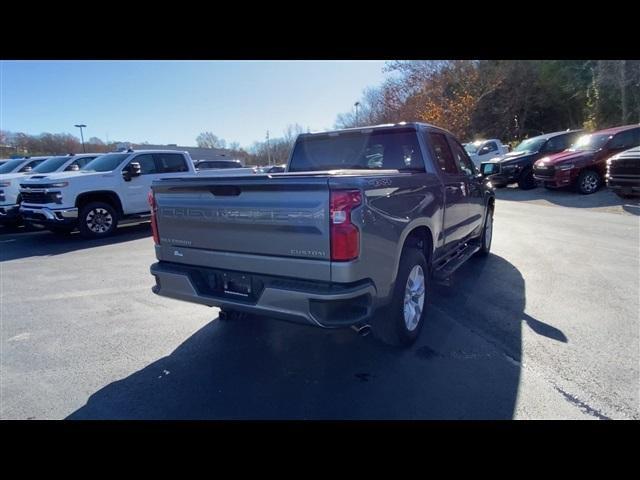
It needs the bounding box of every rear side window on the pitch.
[428,132,458,175]
[199,161,240,169]
[156,153,188,173]
[289,129,425,172]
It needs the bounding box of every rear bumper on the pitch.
[19,206,78,227]
[0,204,20,222]
[150,261,377,328]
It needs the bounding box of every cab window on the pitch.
[19,159,45,172]
[155,153,188,173]
[129,154,157,174]
[609,128,640,150]
[428,132,458,175]
[449,139,477,176]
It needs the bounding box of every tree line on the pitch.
[335,60,640,144]
[0,131,117,158]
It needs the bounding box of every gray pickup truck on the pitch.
[149,122,495,346]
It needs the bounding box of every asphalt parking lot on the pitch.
[1,188,638,419]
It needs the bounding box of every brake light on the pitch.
[330,189,361,261]
[148,189,159,245]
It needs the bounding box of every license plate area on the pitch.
[222,272,252,298]
[190,268,264,303]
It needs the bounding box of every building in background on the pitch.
[116,143,238,163]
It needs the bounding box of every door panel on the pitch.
[123,154,158,214]
[427,131,470,248]
[449,137,485,237]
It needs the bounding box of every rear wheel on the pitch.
[372,248,429,347]
[477,206,493,256]
[78,202,118,238]
[577,170,601,195]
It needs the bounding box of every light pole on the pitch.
[354,102,360,126]
[74,124,87,152]
[266,130,271,166]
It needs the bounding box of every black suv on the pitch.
[481,130,583,189]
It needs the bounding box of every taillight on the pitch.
[330,189,361,261]
[148,189,159,245]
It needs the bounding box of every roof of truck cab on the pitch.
[299,122,446,138]
[591,124,640,136]
[114,149,190,154]
[524,129,584,141]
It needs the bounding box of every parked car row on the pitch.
[478,124,640,195]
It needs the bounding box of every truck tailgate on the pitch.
[152,175,331,261]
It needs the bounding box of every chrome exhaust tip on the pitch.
[351,324,371,337]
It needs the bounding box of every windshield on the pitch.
[513,137,547,153]
[32,156,71,173]
[0,159,26,174]
[289,129,425,172]
[83,153,129,172]
[569,133,611,152]
[464,143,479,154]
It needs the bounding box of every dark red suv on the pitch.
[533,124,640,194]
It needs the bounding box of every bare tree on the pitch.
[196,131,226,149]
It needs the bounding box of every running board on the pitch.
[432,242,480,284]
[119,213,151,225]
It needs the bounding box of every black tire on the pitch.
[517,169,536,190]
[577,170,601,195]
[78,202,118,238]
[47,226,74,235]
[218,308,247,322]
[477,206,494,256]
[372,248,430,347]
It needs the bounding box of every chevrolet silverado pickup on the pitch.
[533,125,640,194]
[149,123,495,346]
[463,139,509,168]
[0,156,50,224]
[481,129,583,189]
[19,150,199,237]
[0,153,100,225]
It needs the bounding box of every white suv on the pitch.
[19,149,197,238]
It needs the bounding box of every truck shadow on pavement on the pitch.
[0,223,152,262]
[67,254,567,420]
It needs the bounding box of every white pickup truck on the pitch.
[0,156,51,224]
[19,150,201,237]
[463,139,509,168]
[0,154,101,225]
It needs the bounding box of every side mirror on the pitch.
[123,162,141,181]
[66,164,80,172]
[22,166,33,173]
